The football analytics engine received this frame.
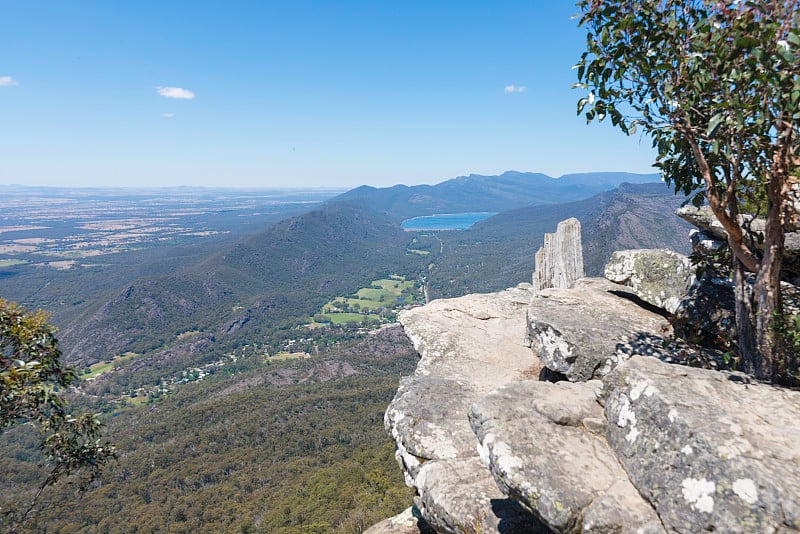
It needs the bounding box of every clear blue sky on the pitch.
[0,1,657,189]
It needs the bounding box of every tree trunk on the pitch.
[753,172,787,381]
[733,257,758,374]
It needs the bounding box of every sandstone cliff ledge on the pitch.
[373,242,800,533]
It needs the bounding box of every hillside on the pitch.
[424,182,692,298]
[334,171,661,220]
[58,201,420,366]
[0,326,419,533]
[56,182,690,367]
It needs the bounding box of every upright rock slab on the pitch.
[604,356,800,532]
[532,218,585,291]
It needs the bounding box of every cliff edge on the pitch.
[371,220,800,534]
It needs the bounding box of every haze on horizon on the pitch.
[0,1,657,190]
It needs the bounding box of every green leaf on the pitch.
[706,113,725,138]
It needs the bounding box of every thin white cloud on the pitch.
[161,112,176,118]
[0,76,19,87]
[504,84,527,94]
[156,86,195,99]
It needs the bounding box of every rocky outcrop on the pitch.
[379,214,800,534]
[676,205,800,281]
[532,218,584,291]
[383,280,799,533]
[385,277,726,532]
[386,286,546,533]
[603,249,695,314]
[604,356,800,532]
[470,379,664,533]
[526,278,674,382]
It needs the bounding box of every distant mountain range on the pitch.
[55,175,684,367]
[334,171,661,220]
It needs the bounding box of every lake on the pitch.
[401,212,496,231]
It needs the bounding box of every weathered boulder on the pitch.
[526,278,674,381]
[413,457,548,534]
[532,218,585,292]
[387,285,544,533]
[385,376,481,485]
[470,380,664,533]
[603,356,800,532]
[676,205,800,281]
[364,507,434,534]
[672,275,737,347]
[604,249,695,314]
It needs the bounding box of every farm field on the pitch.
[315,276,420,325]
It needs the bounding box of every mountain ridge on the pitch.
[333,170,661,220]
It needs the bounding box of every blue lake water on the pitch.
[401,212,497,231]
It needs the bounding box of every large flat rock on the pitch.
[604,356,800,532]
[399,285,542,388]
[470,380,664,533]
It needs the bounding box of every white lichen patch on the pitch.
[617,399,636,428]
[631,382,657,400]
[615,397,641,443]
[681,445,693,455]
[732,478,758,505]
[537,327,573,359]
[681,478,716,513]
[491,439,524,473]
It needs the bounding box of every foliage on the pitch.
[577,0,800,380]
[0,326,418,533]
[0,298,116,531]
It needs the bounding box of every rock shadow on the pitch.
[490,498,551,533]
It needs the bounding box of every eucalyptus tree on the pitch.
[576,0,800,381]
[1,298,116,531]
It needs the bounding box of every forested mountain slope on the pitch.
[59,201,420,366]
[1,326,419,533]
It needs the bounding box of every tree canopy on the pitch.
[1,298,115,531]
[576,0,800,381]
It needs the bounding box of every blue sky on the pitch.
[0,1,657,188]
